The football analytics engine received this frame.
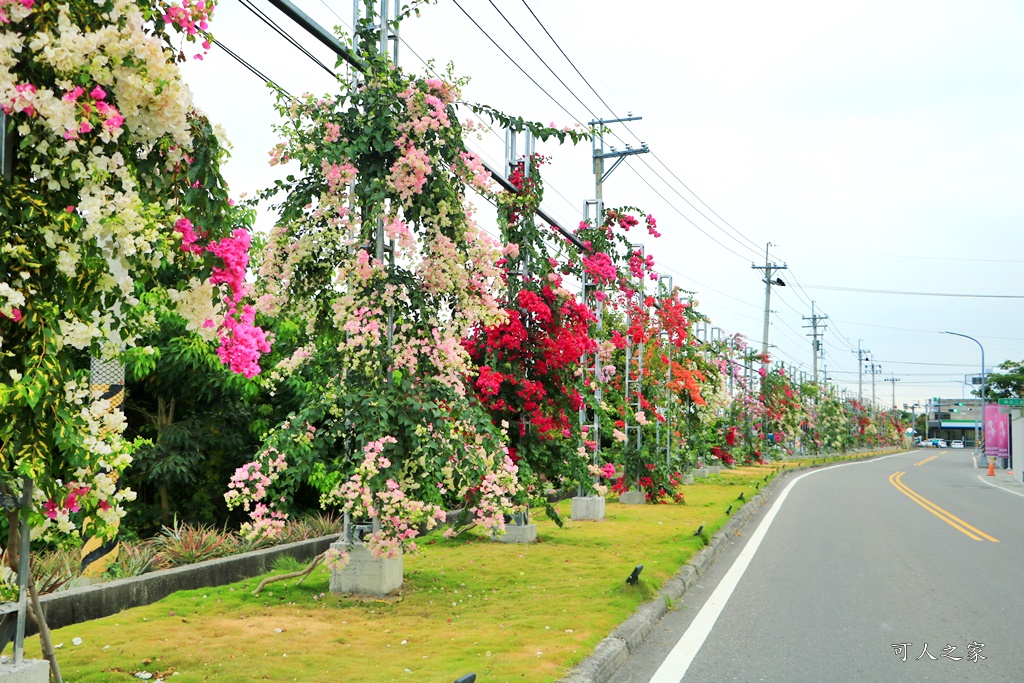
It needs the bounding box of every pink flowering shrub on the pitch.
[234,17,529,561]
[0,0,259,543]
[225,450,289,540]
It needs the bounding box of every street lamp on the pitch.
[942,331,985,455]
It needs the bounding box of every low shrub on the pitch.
[150,520,237,570]
[103,540,158,580]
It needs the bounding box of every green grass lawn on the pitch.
[26,458,878,682]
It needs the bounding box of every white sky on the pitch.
[182,0,1024,410]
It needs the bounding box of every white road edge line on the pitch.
[649,451,909,683]
[976,475,1024,499]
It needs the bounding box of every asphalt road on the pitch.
[609,450,1024,682]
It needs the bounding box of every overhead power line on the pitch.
[519,0,618,117]
[623,160,754,261]
[464,0,768,265]
[644,149,765,253]
[450,0,583,124]
[632,154,763,259]
[485,0,598,121]
[518,0,766,259]
[803,284,1024,299]
[213,39,291,96]
[239,0,338,77]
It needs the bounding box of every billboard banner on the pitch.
[985,404,1009,458]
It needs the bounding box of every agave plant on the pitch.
[150,519,237,569]
[0,548,80,598]
[103,540,158,579]
[299,511,343,538]
[31,548,80,594]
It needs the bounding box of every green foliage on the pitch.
[0,546,79,599]
[466,102,592,145]
[984,360,1024,400]
[251,13,519,529]
[122,314,267,534]
[102,540,157,580]
[270,555,307,573]
[0,0,250,545]
[150,520,237,570]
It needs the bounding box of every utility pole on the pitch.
[338,0,402,548]
[802,301,828,385]
[884,376,900,410]
[752,243,787,375]
[868,361,882,413]
[852,341,871,404]
[575,115,648,514]
[590,114,649,208]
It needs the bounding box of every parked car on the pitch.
[938,439,948,448]
[951,440,964,449]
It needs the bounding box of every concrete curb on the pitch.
[557,451,897,683]
[35,534,338,635]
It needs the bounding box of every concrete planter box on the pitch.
[679,474,694,485]
[693,468,709,478]
[493,510,537,543]
[618,490,646,505]
[330,541,402,596]
[0,658,48,682]
[495,523,538,543]
[708,465,722,474]
[571,496,606,521]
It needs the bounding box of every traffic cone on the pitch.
[987,459,996,477]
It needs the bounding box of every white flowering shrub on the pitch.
[0,0,267,540]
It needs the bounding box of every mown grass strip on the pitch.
[27,455,889,682]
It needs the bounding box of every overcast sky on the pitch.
[183,0,1024,410]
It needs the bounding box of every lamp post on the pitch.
[943,331,985,455]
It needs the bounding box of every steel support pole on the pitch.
[944,331,985,456]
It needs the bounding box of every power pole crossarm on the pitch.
[752,243,787,372]
[852,341,871,404]
[590,115,649,202]
[884,376,901,410]
[802,300,828,386]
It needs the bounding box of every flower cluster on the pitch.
[224,449,289,540]
[456,454,520,535]
[58,86,124,142]
[1,0,261,540]
[174,222,271,377]
[322,437,447,559]
[464,157,597,505]
[610,463,686,504]
[238,25,519,562]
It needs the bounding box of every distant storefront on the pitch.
[925,397,983,445]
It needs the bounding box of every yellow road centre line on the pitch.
[889,472,999,542]
[914,455,938,466]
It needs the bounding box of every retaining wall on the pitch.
[35,535,337,634]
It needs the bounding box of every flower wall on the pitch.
[1,3,914,560]
[0,0,265,540]
[463,155,595,520]
[225,22,542,563]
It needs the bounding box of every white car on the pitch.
[950,440,964,449]
[937,439,948,448]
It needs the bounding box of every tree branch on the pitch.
[251,553,325,596]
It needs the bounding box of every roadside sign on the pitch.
[997,398,1024,406]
